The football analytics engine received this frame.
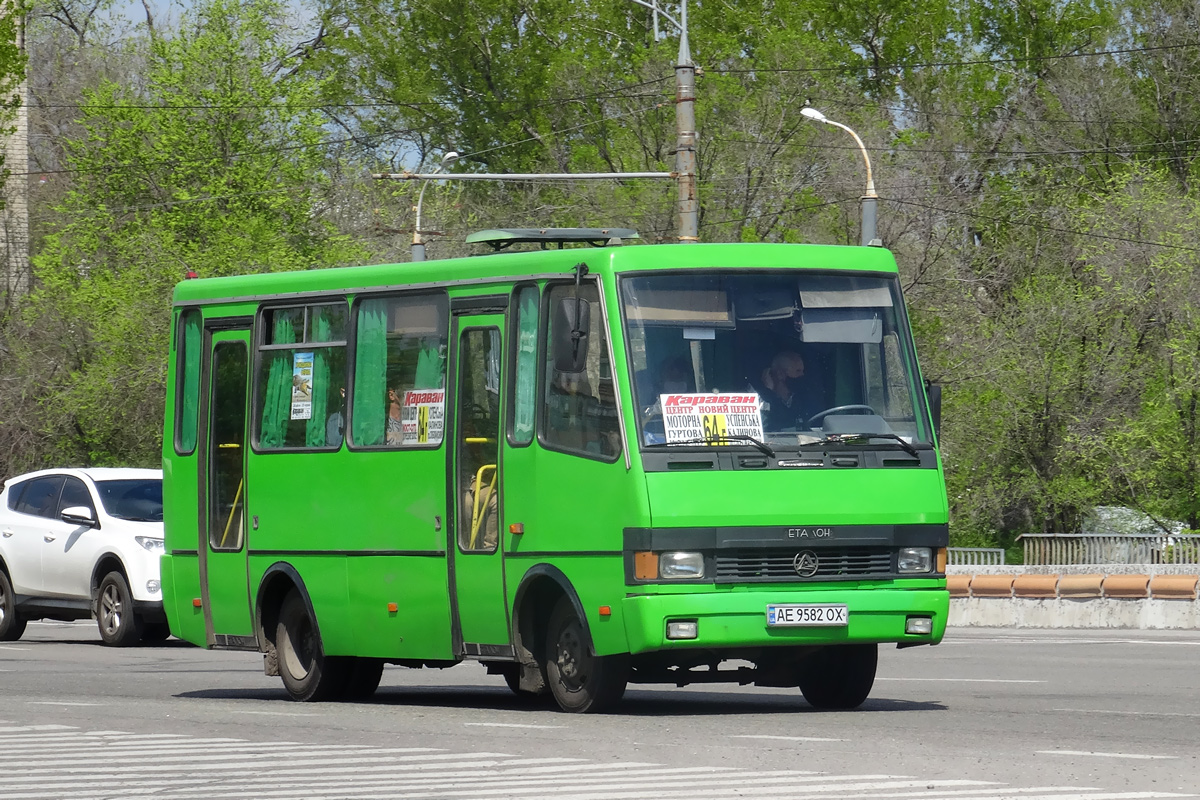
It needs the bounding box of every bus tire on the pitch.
[97,571,144,647]
[341,658,384,701]
[797,643,877,710]
[0,570,26,641]
[276,589,347,702]
[544,598,628,713]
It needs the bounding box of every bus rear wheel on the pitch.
[797,643,877,710]
[342,658,385,701]
[276,590,347,702]
[544,598,628,713]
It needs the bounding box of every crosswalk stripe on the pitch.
[0,724,1191,800]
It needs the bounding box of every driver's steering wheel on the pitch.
[806,404,878,427]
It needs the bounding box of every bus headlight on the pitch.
[897,547,933,573]
[659,552,704,579]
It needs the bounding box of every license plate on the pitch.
[766,604,849,627]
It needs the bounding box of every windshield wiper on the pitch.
[819,432,920,458]
[646,434,775,458]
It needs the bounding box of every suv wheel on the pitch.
[0,570,26,641]
[96,571,143,646]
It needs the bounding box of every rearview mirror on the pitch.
[61,506,98,528]
[925,381,942,442]
[552,296,590,373]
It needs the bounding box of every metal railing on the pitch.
[1018,533,1200,565]
[947,547,1006,566]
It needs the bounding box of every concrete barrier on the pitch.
[947,571,1200,629]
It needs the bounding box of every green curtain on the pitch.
[353,300,387,445]
[179,311,203,452]
[305,311,332,447]
[513,288,538,442]
[260,315,296,448]
[414,340,444,389]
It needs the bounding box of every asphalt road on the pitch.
[1,622,1198,799]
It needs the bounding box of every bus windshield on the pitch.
[621,271,930,448]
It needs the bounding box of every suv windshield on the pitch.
[621,271,930,448]
[95,479,164,522]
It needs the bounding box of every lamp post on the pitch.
[411,150,459,262]
[800,107,879,246]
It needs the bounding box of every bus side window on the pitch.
[541,283,620,460]
[509,285,539,446]
[257,303,349,450]
[174,308,202,455]
[351,293,448,449]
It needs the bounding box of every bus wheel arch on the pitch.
[256,563,316,680]
[511,566,589,696]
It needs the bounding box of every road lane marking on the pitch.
[0,646,30,651]
[463,722,566,729]
[1054,707,1200,719]
[1038,749,1179,760]
[731,734,845,742]
[877,677,1046,683]
[26,702,102,707]
[226,709,322,717]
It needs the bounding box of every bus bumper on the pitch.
[621,587,948,655]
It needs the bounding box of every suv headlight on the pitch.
[136,536,165,553]
[897,546,933,573]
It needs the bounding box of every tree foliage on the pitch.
[7,0,1200,548]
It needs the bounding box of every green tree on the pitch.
[13,0,364,469]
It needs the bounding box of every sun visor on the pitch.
[799,285,893,308]
[735,288,796,320]
[800,308,883,343]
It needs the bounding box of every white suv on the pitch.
[0,467,166,646]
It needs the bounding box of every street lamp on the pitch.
[800,107,879,247]
[411,150,459,262]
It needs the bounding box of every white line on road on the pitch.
[0,646,30,651]
[226,709,322,717]
[876,677,1046,683]
[730,734,845,742]
[26,702,102,707]
[1038,749,1179,760]
[1054,707,1200,719]
[463,722,565,729]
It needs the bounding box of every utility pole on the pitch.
[673,6,698,243]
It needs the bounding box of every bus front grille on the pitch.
[714,548,894,582]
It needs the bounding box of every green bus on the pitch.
[161,229,949,713]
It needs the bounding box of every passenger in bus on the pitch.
[638,355,694,407]
[386,386,404,445]
[749,349,807,429]
[326,387,346,447]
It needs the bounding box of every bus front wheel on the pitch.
[797,643,878,710]
[276,590,347,702]
[544,598,628,713]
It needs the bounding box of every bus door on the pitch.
[197,325,254,647]
[449,309,511,657]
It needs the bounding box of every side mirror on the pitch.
[61,506,99,528]
[552,296,590,373]
[925,381,942,443]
